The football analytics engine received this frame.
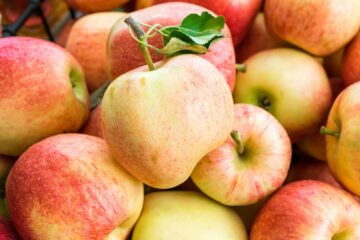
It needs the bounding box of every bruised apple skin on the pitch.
[6,134,144,240]
[0,37,89,157]
[66,12,127,93]
[108,2,236,91]
[251,180,360,239]
[264,0,360,57]
[135,0,262,46]
[101,55,234,189]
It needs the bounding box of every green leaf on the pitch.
[160,12,225,54]
[156,38,208,57]
[90,81,111,110]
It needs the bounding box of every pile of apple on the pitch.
[1,0,360,239]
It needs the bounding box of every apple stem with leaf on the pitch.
[320,126,340,138]
[125,17,156,71]
[230,130,245,155]
[124,12,226,71]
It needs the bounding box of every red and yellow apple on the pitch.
[108,2,236,91]
[233,48,332,142]
[0,37,89,157]
[191,104,291,206]
[265,0,360,56]
[6,134,144,239]
[66,12,127,93]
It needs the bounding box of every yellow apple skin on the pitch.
[65,0,129,13]
[133,191,247,240]
[6,134,144,240]
[233,48,332,142]
[191,104,291,206]
[0,37,89,156]
[101,55,234,189]
[324,82,360,197]
[265,0,360,56]
[66,12,127,93]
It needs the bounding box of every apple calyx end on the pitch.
[230,130,245,155]
[320,126,340,138]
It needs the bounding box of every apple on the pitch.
[342,31,360,86]
[6,134,144,239]
[132,191,247,240]
[233,48,332,142]
[108,2,236,91]
[80,104,103,138]
[0,37,89,157]
[191,104,291,206]
[322,81,360,197]
[286,156,340,188]
[251,180,360,239]
[264,0,360,56]
[236,12,288,63]
[135,0,262,46]
[0,218,19,240]
[102,54,234,189]
[65,0,130,13]
[66,12,127,93]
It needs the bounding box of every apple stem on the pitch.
[125,17,156,71]
[320,126,340,138]
[235,64,246,73]
[230,130,245,155]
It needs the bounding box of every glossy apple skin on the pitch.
[0,37,89,157]
[80,104,103,138]
[236,13,288,63]
[136,0,262,46]
[108,2,236,91]
[191,104,291,206]
[324,82,360,197]
[66,12,127,93]
[233,48,332,142]
[265,0,360,56]
[102,55,234,189]
[251,180,360,239]
[132,191,247,240]
[342,32,360,86]
[65,0,129,13]
[6,134,144,240]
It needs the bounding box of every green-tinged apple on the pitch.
[233,48,332,142]
[132,191,247,240]
[108,3,236,91]
[6,134,143,240]
[0,218,19,240]
[102,54,234,189]
[342,31,360,86]
[286,156,340,188]
[66,12,127,93]
[322,82,360,197]
[191,104,291,206]
[135,0,262,46]
[236,13,288,63]
[65,0,129,13]
[251,180,360,239]
[265,0,360,56]
[80,104,103,138]
[0,37,89,156]
[324,48,344,78]
[296,76,344,161]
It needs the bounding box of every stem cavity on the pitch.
[320,126,340,138]
[125,17,156,71]
[231,130,245,155]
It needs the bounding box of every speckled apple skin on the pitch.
[108,2,236,92]
[6,134,143,240]
[0,37,89,157]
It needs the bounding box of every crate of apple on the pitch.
[1,0,360,239]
